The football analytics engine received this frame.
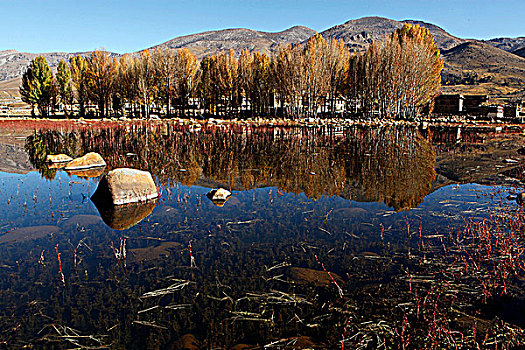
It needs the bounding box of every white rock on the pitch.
[208,188,231,201]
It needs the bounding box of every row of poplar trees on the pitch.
[20,24,443,119]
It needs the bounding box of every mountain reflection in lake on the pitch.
[0,123,518,348]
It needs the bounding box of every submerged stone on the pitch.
[91,168,158,205]
[206,188,232,207]
[176,334,200,350]
[289,267,343,286]
[46,154,73,163]
[0,225,60,244]
[59,215,103,230]
[65,152,106,170]
[129,241,181,262]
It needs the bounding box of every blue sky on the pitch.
[1,0,523,53]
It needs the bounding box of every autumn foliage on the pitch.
[347,24,444,117]
[19,24,443,119]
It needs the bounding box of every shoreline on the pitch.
[1,116,524,131]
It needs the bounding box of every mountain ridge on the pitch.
[1,17,524,97]
[148,25,317,58]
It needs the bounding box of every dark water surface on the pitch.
[0,123,523,349]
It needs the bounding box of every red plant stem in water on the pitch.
[405,217,410,239]
[341,316,352,350]
[55,244,65,287]
[314,254,344,298]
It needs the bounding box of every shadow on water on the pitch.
[0,123,520,348]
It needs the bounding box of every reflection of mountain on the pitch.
[26,124,436,211]
[0,130,34,174]
[0,142,34,174]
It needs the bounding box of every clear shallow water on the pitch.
[0,123,518,348]
[0,171,500,246]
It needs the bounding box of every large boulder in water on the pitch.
[46,154,73,163]
[91,168,158,205]
[65,152,106,170]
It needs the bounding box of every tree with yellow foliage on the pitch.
[174,48,198,116]
[346,23,443,118]
[134,50,157,118]
[85,50,117,117]
[69,55,88,117]
[238,49,271,116]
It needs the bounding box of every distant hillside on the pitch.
[0,50,71,81]
[513,47,525,58]
[0,77,21,100]
[149,26,317,58]
[0,50,120,82]
[318,17,463,51]
[441,41,525,94]
[486,37,525,55]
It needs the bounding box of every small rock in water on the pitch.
[91,168,158,205]
[46,154,73,163]
[207,188,232,207]
[65,152,106,170]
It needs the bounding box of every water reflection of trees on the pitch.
[26,123,436,210]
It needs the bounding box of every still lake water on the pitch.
[0,122,522,348]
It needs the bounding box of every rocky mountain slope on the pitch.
[0,50,72,81]
[486,37,525,57]
[0,131,34,174]
[514,47,525,58]
[318,17,464,51]
[149,26,317,58]
[441,41,525,94]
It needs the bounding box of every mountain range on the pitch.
[1,16,524,99]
